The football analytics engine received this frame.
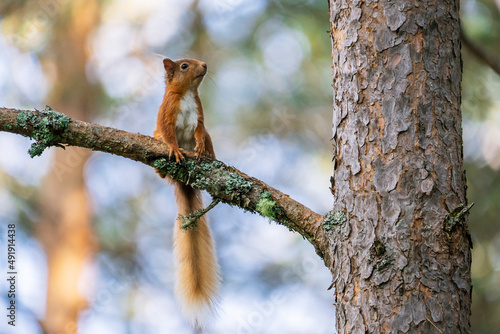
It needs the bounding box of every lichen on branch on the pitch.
[16,106,71,157]
[0,107,332,260]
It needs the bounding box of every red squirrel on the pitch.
[154,58,220,328]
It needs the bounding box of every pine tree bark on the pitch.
[328,0,471,333]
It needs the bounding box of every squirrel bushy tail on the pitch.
[173,181,220,328]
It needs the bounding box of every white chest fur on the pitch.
[176,91,198,150]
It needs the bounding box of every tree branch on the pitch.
[179,198,221,230]
[0,107,331,258]
[461,28,500,77]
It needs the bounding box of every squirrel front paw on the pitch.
[194,142,207,159]
[169,147,185,163]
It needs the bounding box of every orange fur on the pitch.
[173,182,220,327]
[154,58,215,161]
[153,58,220,328]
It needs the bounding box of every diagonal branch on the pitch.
[179,198,221,230]
[0,107,332,259]
[494,0,500,20]
[461,28,500,77]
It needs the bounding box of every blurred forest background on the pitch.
[0,0,498,333]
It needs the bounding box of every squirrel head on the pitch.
[163,58,207,92]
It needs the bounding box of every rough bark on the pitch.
[328,0,471,333]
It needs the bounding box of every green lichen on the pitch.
[212,160,223,168]
[17,111,38,128]
[154,157,253,204]
[322,210,346,230]
[183,160,195,170]
[183,160,203,182]
[153,158,181,178]
[199,162,213,172]
[16,107,71,158]
[191,176,211,189]
[444,203,474,237]
[153,158,168,170]
[153,158,213,189]
[256,191,278,219]
[225,172,252,195]
[28,143,47,157]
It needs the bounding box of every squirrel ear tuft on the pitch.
[163,58,175,74]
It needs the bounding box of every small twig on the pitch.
[179,198,221,230]
[461,28,500,77]
[426,317,443,334]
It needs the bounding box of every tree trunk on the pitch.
[328,0,471,333]
[37,1,101,332]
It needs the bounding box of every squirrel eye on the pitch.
[181,63,188,69]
